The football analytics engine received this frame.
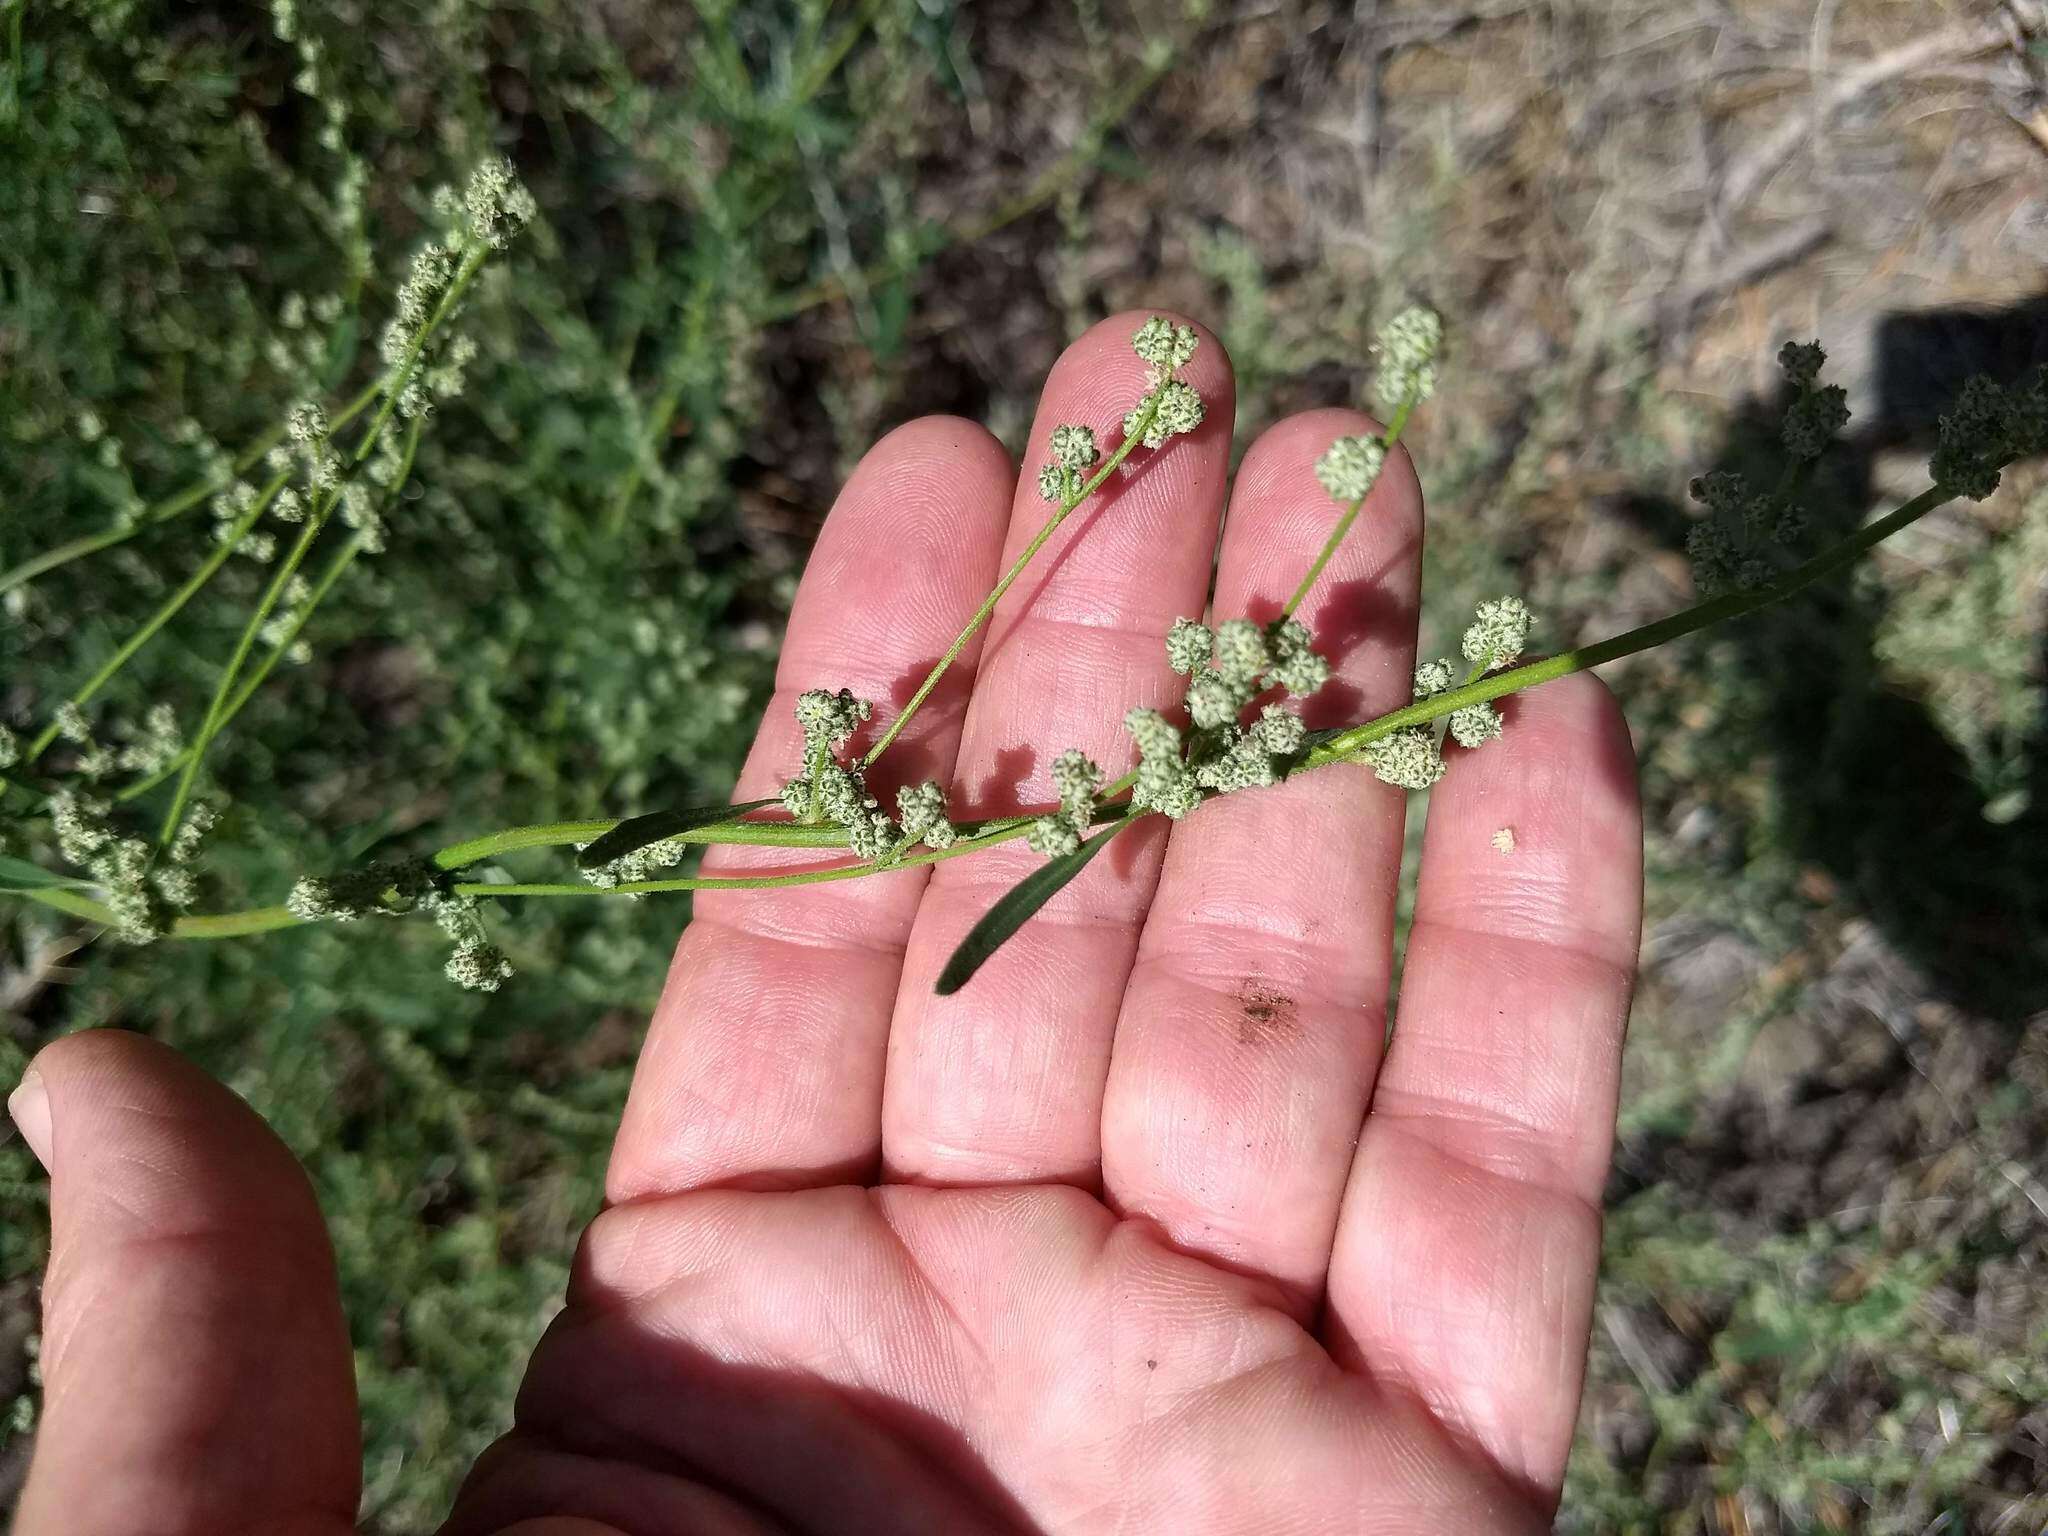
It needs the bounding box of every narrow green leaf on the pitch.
[935,820,1126,996]
[575,797,778,870]
[0,856,90,892]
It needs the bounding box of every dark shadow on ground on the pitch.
[1613,297,2048,1027]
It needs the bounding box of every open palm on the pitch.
[11,313,1642,1536]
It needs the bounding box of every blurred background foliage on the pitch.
[3,0,2046,1530]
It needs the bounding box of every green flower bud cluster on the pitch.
[1123,706,1202,821]
[1931,369,2048,502]
[1122,317,1206,451]
[780,689,957,864]
[287,857,438,922]
[1131,316,1200,378]
[0,725,18,770]
[1028,749,1103,857]
[1777,339,1850,461]
[580,835,690,892]
[1037,424,1100,504]
[1412,653,1504,753]
[1362,727,1445,791]
[1031,614,1331,852]
[1124,380,1205,451]
[1372,306,1443,414]
[1314,435,1387,505]
[1461,596,1534,671]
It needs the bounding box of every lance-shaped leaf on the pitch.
[936,819,1127,996]
[576,798,779,870]
[0,856,93,893]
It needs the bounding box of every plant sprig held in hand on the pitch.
[4,293,2042,995]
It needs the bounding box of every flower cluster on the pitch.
[1361,597,1536,790]
[779,688,957,863]
[1779,341,1850,461]
[382,159,534,420]
[41,792,215,942]
[287,856,438,922]
[1685,341,1846,596]
[1027,749,1105,857]
[286,855,512,989]
[1036,423,1100,504]
[1119,317,1205,452]
[432,892,514,993]
[1372,306,1443,415]
[1931,368,2048,502]
[579,835,691,892]
[1315,434,1387,504]
[1028,613,1330,854]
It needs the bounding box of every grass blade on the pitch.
[935,819,1126,995]
[575,797,778,869]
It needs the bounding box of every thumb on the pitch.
[9,1029,359,1536]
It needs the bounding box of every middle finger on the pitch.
[882,310,1236,1187]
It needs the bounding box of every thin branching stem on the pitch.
[0,379,382,597]
[862,394,1165,770]
[155,249,487,845]
[1280,393,1418,621]
[9,464,1986,940]
[23,472,288,763]
[115,419,423,804]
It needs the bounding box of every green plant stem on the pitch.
[23,472,287,762]
[155,251,485,844]
[1307,482,1955,767]
[10,474,1971,940]
[0,379,381,597]
[861,394,1164,770]
[115,420,424,804]
[451,806,1114,899]
[1279,394,1417,621]
[157,509,333,845]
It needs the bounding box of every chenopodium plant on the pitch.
[0,158,535,953]
[5,295,2044,996]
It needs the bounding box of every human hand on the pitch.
[9,311,1642,1535]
